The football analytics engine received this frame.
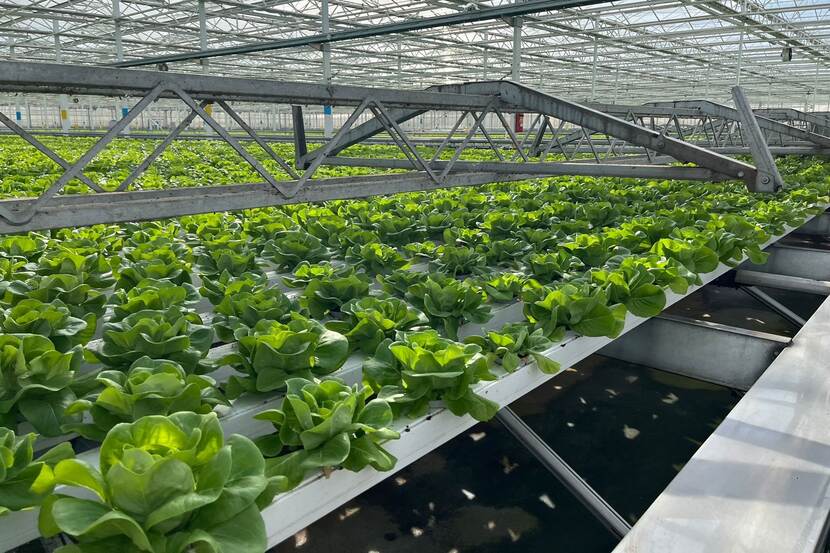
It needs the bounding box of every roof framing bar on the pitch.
[108,0,611,68]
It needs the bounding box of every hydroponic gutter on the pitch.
[257,212,825,547]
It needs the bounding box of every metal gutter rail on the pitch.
[613,293,830,553]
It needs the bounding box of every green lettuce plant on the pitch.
[262,230,329,270]
[255,377,400,491]
[300,273,372,318]
[37,250,114,290]
[281,262,353,289]
[430,245,487,277]
[405,276,491,340]
[2,274,108,319]
[109,278,200,322]
[89,307,214,373]
[479,238,531,268]
[195,245,260,277]
[40,413,279,553]
[220,315,349,398]
[371,215,424,245]
[344,243,408,274]
[376,268,429,298]
[63,356,228,441]
[212,286,295,342]
[0,335,84,436]
[327,296,429,354]
[522,282,627,338]
[199,270,268,305]
[464,322,562,374]
[115,258,192,291]
[479,272,526,303]
[0,234,48,261]
[526,250,585,283]
[650,237,720,276]
[589,266,667,318]
[0,428,74,516]
[0,299,94,351]
[0,254,35,282]
[363,330,498,421]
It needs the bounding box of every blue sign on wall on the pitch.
[323,105,332,115]
[15,111,21,122]
[122,107,129,118]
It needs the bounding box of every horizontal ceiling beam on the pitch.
[109,0,610,67]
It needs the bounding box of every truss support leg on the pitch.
[292,106,308,170]
[732,86,784,192]
[495,407,631,540]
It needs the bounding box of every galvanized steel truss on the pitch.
[0,60,804,232]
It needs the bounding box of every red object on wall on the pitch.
[514,112,524,132]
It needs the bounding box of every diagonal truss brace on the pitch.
[731,86,784,193]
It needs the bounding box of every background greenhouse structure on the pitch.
[0,1,829,553]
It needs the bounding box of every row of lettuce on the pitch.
[0,154,828,552]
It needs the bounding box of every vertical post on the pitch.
[590,18,599,101]
[198,0,209,70]
[113,0,124,62]
[321,0,333,138]
[396,40,403,84]
[482,46,488,81]
[512,17,523,132]
[112,0,130,132]
[9,39,22,127]
[736,0,747,85]
[292,106,309,169]
[732,86,784,193]
[705,62,712,99]
[53,20,71,132]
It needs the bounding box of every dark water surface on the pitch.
[271,355,739,553]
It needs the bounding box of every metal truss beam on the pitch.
[0,63,777,230]
[599,313,791,391]
[0,171,535,233]
[321,157,730,181]
[309,80,758,186]
[0,61,496,110]
[631,100,830,148]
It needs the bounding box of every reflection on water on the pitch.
[271,355,738,553]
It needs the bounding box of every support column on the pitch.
[198,0,209,71]
[53,20,71,131]
[736,0,747,85]
[321,0,333,138]
[590,18,599,101]
[512,17,523,132]
[113,0,130,132]
[482,46,488,81]
[9,39,22,127]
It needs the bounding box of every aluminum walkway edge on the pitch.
[613,294,830,553]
